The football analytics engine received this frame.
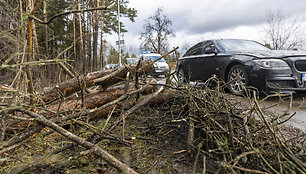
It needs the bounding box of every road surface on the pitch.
[263,92,306,133]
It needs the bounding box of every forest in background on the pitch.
[0,0,138,91]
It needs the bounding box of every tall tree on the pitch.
[262,9,306,50]
[140,8,174,54]
[43,0,48,57]
[78,0,84,72]
[72,0,77,59]
[93,0,99,70]
[131,53,137,58]
[107,46,119,64]
[124,52,130,58]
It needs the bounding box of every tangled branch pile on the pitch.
[0,60,162,173]
[153,78,305,173]
[0,62,305,173]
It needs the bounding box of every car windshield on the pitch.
[216,39,270,51]
[127,59,138,64]
[143,56,165,62]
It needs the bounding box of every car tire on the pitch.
[177,68,187,83]
[227,65,249,95]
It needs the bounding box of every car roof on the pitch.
[211,38,260,43]
[142,53,161,56]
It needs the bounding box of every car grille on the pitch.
[295,60,306,71]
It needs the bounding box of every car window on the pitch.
[190,47,203,56]
[184,42,204,57]
[127,58,139,64]
[216,39,270,51]
[203,41,216,54]
[143,56,165,62]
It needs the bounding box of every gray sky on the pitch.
[106,0,306,54]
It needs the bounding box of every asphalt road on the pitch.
[263,92,306,132]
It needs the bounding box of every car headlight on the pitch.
[253,59,289,68]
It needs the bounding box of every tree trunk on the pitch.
[43,0,48,57]
[93,0,99,71]
[26,0,34,104]
[72,0,77,61]
[77,0,84,73]
[87,11,92,72]
[82,12,87,72]
[32,18,39,56]
[100,10,105,69]
[47,83,155,114]
[19,0,25,38]
[43,0,50,80]
[40,60,154,103]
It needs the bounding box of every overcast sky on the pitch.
[105,0,306,54]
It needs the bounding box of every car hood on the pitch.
[228,50,306,59]
[154,62,169,67]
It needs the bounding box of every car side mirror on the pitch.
[204,48,217,55]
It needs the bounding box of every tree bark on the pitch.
[77,0,84,73]
[32,17,40,55]
[19,0,25,39]
[43,0,50,80]
[93,0,99,70]
[87,11,92,72]
[100,12,105,69]
[26,0,35,104]
[72,0,77,61]
[47,82,155,113]
[40,60,154,103]
[43,0,48,57]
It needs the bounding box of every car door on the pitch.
[180,42,204,80]
[197,41,225,81]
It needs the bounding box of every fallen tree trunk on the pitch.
[40,60,154,103]
[47,81,156,112]
[2,81,156,133]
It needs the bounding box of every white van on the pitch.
[126,58,139,65]
[141,51,169,76]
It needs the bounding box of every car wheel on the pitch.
[177,68,187,83]
[227,65,249,95]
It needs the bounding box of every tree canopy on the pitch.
[262,9,305,50]
[140,8,174,54]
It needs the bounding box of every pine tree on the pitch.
[108,47,119,64]
[131,53,137,58]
